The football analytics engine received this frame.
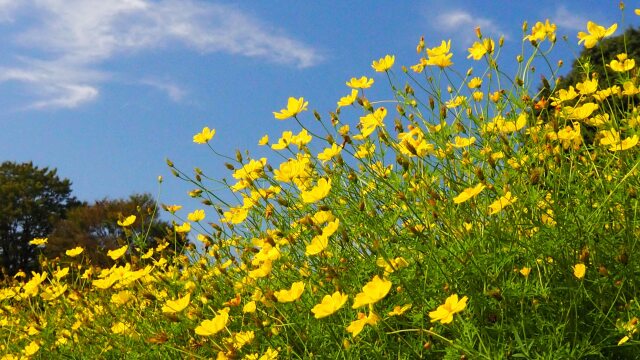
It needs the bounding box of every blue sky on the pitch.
[0,1,637,219]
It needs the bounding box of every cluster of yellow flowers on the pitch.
[2,8,640,358]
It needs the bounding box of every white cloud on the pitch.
[0,0,20,22]
[552,6,588,31]
[140,79,186,102]
[432,10,507,48]
[0,0,322,109]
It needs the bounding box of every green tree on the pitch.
[536,26,639,145]
[46,194,181,267]
[556,26,640,90]
[0,161,78,277]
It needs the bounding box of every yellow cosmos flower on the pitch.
[600,129,622,148]
[605,133,639,152]
[426,40,453,68]
[467,77,482,89]
[352,275,392,309]
[524,19,557,43]
[376,256,409,275]
[300,178,332,203]
[305,219,339,256]
[575,78,598,95]
[271,131,293,150]
[273,97,308,120]
[117,215,136,227]
[467,38,494,60]
[622,80,640,96]
[429,294,468,324]
[337,89,358,107]
[259,348,279,360]
[107,245,128,260]
[338,124,350,136]
[427,39,450,57]
[608,53,636,72]
[141,248,154,259]
[92,277,117,289]
[65,246,84,257]
[187,209,205,222]
[248,260,272,279]
[291,129,312,147]
[162,293,191,313]
[193,127,216,144]
[346,76,374,89]
[563,102,598,120]
[274,281,305,303]
[453,183,486,204]
[41,283,67,301]
[426,53,453,68]
[311,291,349,319]
[195,308,230,336]
[445,95,466,109]
[258,134,269,146]
[22,341,40,356]
[305,235,328,256]
[577,21,617,48]
[243,300,257,313]
[573,263,586,279]
[519,267,531,277]
[388,304,412,316]
[355,143,376,158]
[111,321,134,335]
[550,86,579,105]
[346,311,379,337]
[54,266,69,280]
[371,54,395,72]
[411,57,428,73]
[163,204,182,213]
[111,290,134,305]
[488,191,517,215]
[356,107,387,139]
[317,143,342,163]
[230,331,255,350]
[29,237,48,246]
[452,136,476,148]
[557,123,583,150]
[174,222,191,233]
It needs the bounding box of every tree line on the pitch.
[0,161,182,279]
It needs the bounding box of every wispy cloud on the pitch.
[140,79,186,102]
[551,6,588,32]
[0,0,322,109]
[431,10,508,48]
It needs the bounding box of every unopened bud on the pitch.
[475,27,482,39]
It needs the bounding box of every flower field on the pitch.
[2,9,640,359]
